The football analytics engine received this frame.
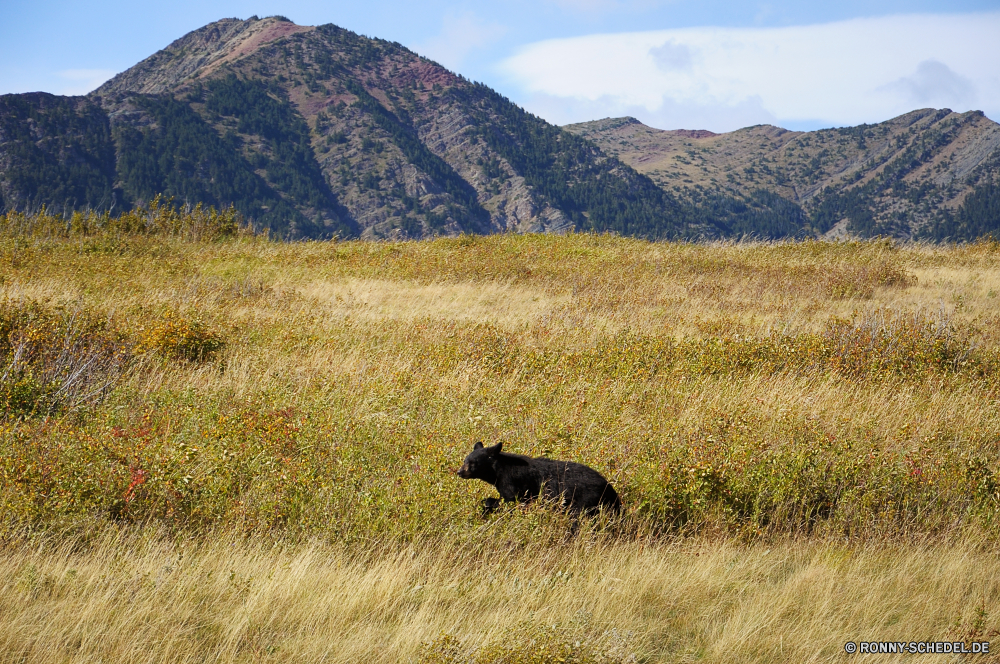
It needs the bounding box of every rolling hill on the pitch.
[564,111,1000,241]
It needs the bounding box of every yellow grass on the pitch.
[2,531,997,663]
[293,279,566,325]
[2,230,1000,661]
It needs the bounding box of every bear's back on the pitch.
[531,457,617,510]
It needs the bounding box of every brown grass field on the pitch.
[1,208,999,662]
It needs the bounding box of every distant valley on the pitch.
[1,15,998,241]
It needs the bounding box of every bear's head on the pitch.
[456,441,502,483]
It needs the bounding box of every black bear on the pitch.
[457,441,621,515]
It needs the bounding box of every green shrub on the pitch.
[1,299,131,417]
[134,311,225,362]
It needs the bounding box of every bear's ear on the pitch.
[473,441,484,450]
[487,442,503,456]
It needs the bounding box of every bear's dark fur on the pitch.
[457,441,621,515]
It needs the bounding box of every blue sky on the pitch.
[2,0,998,132]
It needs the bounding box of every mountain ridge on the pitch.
[95,18,315,97]
[1,16,998,241]
[564,109,1000,240]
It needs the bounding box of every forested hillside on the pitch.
[0,17,715,240]
[0,94,116,213]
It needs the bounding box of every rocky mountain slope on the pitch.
[1,16,712,240]
[2,15,997,241]
[564,111,1000,241]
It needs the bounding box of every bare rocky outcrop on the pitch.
[95,18,312,98]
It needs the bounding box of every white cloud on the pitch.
[880,60,977,107]
[417,12,506,72]
[649,40,693,72]
[57,69,115,95]
[498,13,1000,132]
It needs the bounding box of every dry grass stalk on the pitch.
[2,225,1000,661]
[1,530,997,663]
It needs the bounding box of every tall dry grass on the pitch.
[2,216,1000,661]
[2,529,998,663]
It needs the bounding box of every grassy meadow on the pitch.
[1,207,999,662]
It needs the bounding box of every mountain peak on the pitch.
[562,116,643,134]
[3,18,702,240]
[563,117,718,141]
[4,18,998,243]
[95,17,313,98]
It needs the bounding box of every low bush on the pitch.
[467,307,991,384]
[1,230,998,545]
[0,195,248,242]
[0,299,131,417]
[133,311,225,362]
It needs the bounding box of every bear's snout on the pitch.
[457,464,470,478]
